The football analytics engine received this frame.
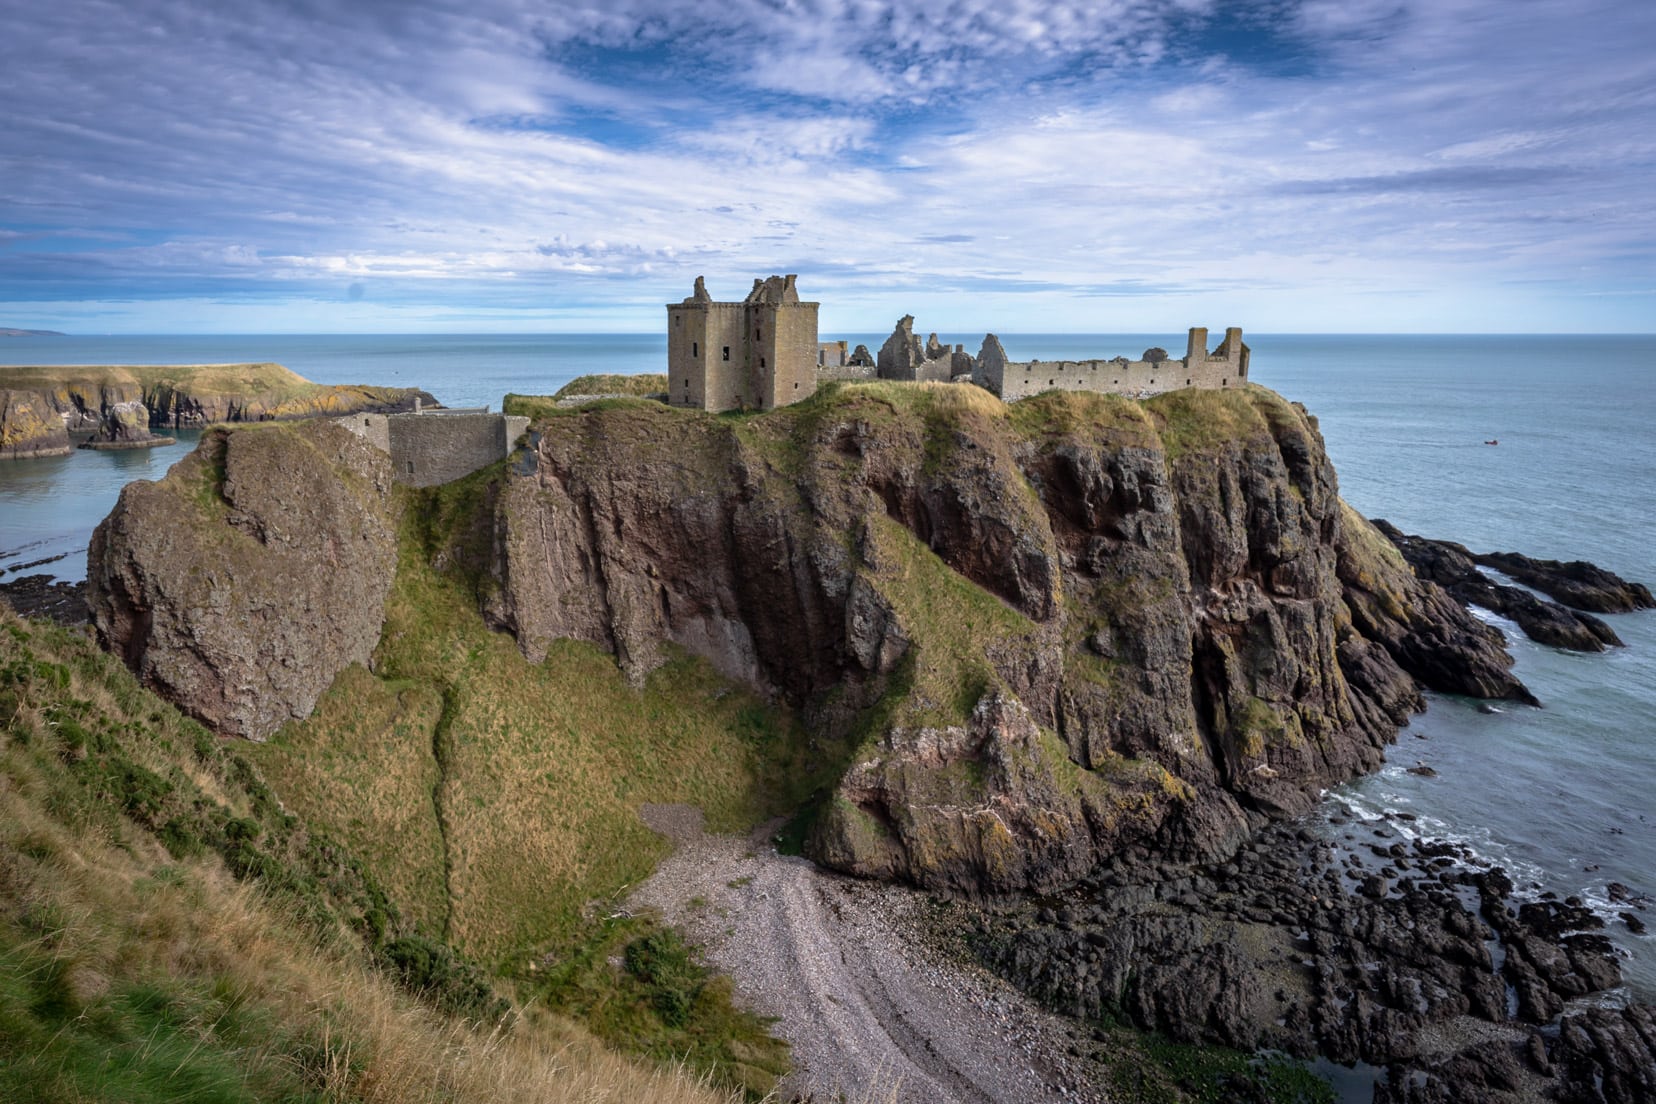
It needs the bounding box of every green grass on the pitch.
[0,613,502,1099]
[852,513,1038,734]
[550,373,670,400]
[1141,386,1270,459]
[528,917,788,1101]
[1101,1028,1335,1104]
[258,478,823,963]
[0,938,334,1104]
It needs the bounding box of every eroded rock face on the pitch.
[0,389,73,458]
[485,386,1530,895]
[87,420,398,739]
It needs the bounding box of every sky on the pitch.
[2,0,1653,334]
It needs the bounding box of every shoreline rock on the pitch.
[1373,521,1635,651]
[968,814,1656,1103]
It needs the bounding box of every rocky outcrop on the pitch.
[79,399,176,451]
[87,419,399,739]
[1374,521,1624,651]
[973,816,1656,1104]
[0,389,73,458]
[483,384,1530,896]
[1471,549,1655,614]
[0,363,434,457]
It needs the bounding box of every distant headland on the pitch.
[0,327,67,337]
[0,362,435,459]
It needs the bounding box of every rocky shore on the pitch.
[1374,522,1652,652]
[970,808,1654,1103]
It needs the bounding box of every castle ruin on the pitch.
[335,401,529,487]
[667,275,820,412]
[666,274,1248,410]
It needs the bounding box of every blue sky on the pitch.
[2,0,1653,333]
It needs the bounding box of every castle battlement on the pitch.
[666,274,1248,410]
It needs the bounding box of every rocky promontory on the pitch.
[0,362,435,459]
[88,419,400,738]
[92,382,1526,888]
[78,378,1656,1097]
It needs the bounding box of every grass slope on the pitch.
[255,480,819,960]
[0,610,743,1104]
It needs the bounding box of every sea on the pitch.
[3,332,1652,1011]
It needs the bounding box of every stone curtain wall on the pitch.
[389,413,525,488]
[993,328,1248,402]
[336,411,528,487]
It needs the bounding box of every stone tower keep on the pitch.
[666,274,820,412]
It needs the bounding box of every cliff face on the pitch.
[0,389,73,458]
[0,363,434,458]
[87,420,399,739]
[85,382,1526,894]
[483,384,1525,895]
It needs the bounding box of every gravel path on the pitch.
[631,804,1106,1104]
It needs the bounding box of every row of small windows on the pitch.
[687,342,732,361]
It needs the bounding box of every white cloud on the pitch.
[1,0,1653,331]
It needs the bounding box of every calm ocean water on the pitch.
[2,332,1652,998]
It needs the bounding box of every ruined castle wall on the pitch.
[335,411,526,486]
[764,302,819,408]
[387,413,523,488]
[708,305,750,412]
[816,363,879,382]
[667,306,705,409]
[343,412,392,453]
[997,359,1181,402]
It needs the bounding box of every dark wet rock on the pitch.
[0,574,88,626]
[969,820,1651,1101]
[1607,881,1644,905]
[1472,549,1655,614]
[1372,521,1625,651]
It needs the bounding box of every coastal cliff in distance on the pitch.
[89,381,1528,894]
[0,362,435,459]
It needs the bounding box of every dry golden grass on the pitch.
[0,609,745,1104]
[1,362,313,394]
